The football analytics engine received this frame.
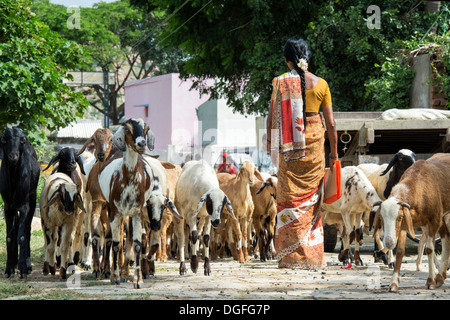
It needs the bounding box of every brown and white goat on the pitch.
[98,118,155,288]
[217,161,263,262]
[371,153,450,292]
[77,128,118,279]
[40,172,87,280]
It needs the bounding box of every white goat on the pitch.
[174,160,235,276]
[322,166,381,266]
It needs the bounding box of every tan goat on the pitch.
[41,172,87,280]
[217,161,263,262]
[156,161,182,262]
[250,176,277,262]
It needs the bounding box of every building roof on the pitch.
[56,119,103,139]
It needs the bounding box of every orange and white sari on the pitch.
[269,71,326,269]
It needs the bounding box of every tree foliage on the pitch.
[32,0,185,125]
[131,0,439,115]
[0,0,90,144]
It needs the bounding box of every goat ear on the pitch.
[112,126,126,152]
[380,154,398,176]
[75,193,86,213]
[402,207,415,238]
[164,198,183,220]
[147,128,155,151]
[223,195,237,220]
[254,168,264,181]
[256,182,267,195]
[368,201,382,231]
[46,186,62,208]
[76,155,86,175]
[44,153,60,171]
[194,191,209,218]
[77,137,93,156]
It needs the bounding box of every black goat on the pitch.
[44,147,85,191]
[380,149,416,199]
[0,128,40,278]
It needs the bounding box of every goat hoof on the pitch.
[180,262,186,275]
[260,253,266,262]
[110,278,120,285]
[120,277,128,283]
[388,262,395,269]
[190,255,199,274]
[435,274,445,288]
[388,283,399,293]
[426,278,436,290]
[92,270,101,279]
[84,264,91,271]
[102,272,110,279]
[134,282,143,289]
[73,252,80,265]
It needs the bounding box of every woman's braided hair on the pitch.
[283,37,311,128]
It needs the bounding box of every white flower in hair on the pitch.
[297,58,308,72]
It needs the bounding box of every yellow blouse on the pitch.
[305,78,332,113]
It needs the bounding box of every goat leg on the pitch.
[389,227,407,292]
[131,215,145,289]
[4,209,17,278]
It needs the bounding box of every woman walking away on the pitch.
[267,37,338,269]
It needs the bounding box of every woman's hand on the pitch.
[329,156,338,168]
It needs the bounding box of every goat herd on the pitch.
[0,118,450,293]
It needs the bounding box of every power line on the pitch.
[129,0,191,51]
[158,0,213,46]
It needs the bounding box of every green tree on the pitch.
[0,0,90,144]
[131,0,438,115]
[32,0,185,125]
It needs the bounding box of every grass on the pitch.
[0,215,46,299]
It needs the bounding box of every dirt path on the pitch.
[7,237,450,301]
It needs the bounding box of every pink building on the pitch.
[124,73,210,160]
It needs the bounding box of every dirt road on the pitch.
[8,235,450,302]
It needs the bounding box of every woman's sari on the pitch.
[269,70,326,269]
[274,114,326,269]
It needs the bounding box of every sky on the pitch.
[49,0,118,7]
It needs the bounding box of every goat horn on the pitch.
[397,201,410,209]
